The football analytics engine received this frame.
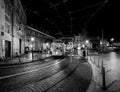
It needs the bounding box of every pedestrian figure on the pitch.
[16,52,21,63]
[83,50,86,58]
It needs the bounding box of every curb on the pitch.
[86,58,102,92]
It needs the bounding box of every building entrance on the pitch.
[5,40,11,58]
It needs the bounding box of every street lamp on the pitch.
[31,37,34,61]
[110,38,114,42]
[85,40,89,59]
[85,40,89,44]
[31,37,35,42]
[110,38,114,46]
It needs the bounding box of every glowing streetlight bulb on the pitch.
[110,38,114,42]
[31,37,34,61]
[31,37,35,41]
[30,44,33,48]
[86,40,89,44]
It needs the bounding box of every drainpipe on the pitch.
[11,0,14,57]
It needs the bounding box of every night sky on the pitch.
[21,0,118,41]
[87,0,119,41]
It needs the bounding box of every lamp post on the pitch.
[110,38,114,50]
[85,40,89,58]
[86,40,89,44]
[110,38,114,45]
[31,37,34,61]
[110,38,114,42]
[110,38,114,46]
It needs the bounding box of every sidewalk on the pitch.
[0,52,51,65]
[87,51,120,92]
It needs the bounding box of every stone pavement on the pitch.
[46,57,92,92]
[0,52,51,65]
[10,56,92,92]
[87,51,120,92]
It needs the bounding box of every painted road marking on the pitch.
[0,59,65,80]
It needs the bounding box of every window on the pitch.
[5,3,11,18]
[1,0,5,9]
[5,22,10,33]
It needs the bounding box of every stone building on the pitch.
[0,0,55,60]
[0,0,26,58]
[25,26,55,52]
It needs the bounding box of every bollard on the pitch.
[90,56,92,61]
[98,58,100,67]
[90,56,91,61]
[101,60,103,68]
[91,56,93,63]
[94,56,95,64]
[101,60,106,90]
[32,51,34,62]
[102,67,106,90]
[92,56,94,63]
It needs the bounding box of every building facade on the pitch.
[74,34,92,49]
[26,26,55,52]
[0,0,26,59]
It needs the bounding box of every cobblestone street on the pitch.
[10,56,92,92]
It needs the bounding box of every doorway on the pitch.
[5,40,11,58]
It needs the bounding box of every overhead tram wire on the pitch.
[54,7,71,27]
[41,0,69,12]
[25,0,69,17]
[24,0,108,37]
[84,0,108,37]
[23,1,65,36]
[23,0,69,36]
[24,0,70,31]
[85,0,109,26]
[41,0,69,36]
[70,0,107,31]
[63,0,107,36]
[71,0,106,14]
[61,2,73,36]
[42,0,70,26]
[72,13,96,20]
[45,18,64,37]
[23,0,33,8]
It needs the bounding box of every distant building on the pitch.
[26,26,55,52]
[100,39,109,47]
[74,34,85,47]
[60,37,74,44]
[113,42,120,47]
[0,0,26,58]
[74,34,92,49]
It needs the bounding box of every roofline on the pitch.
[27,26,55,39]
[16,0,26,19]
